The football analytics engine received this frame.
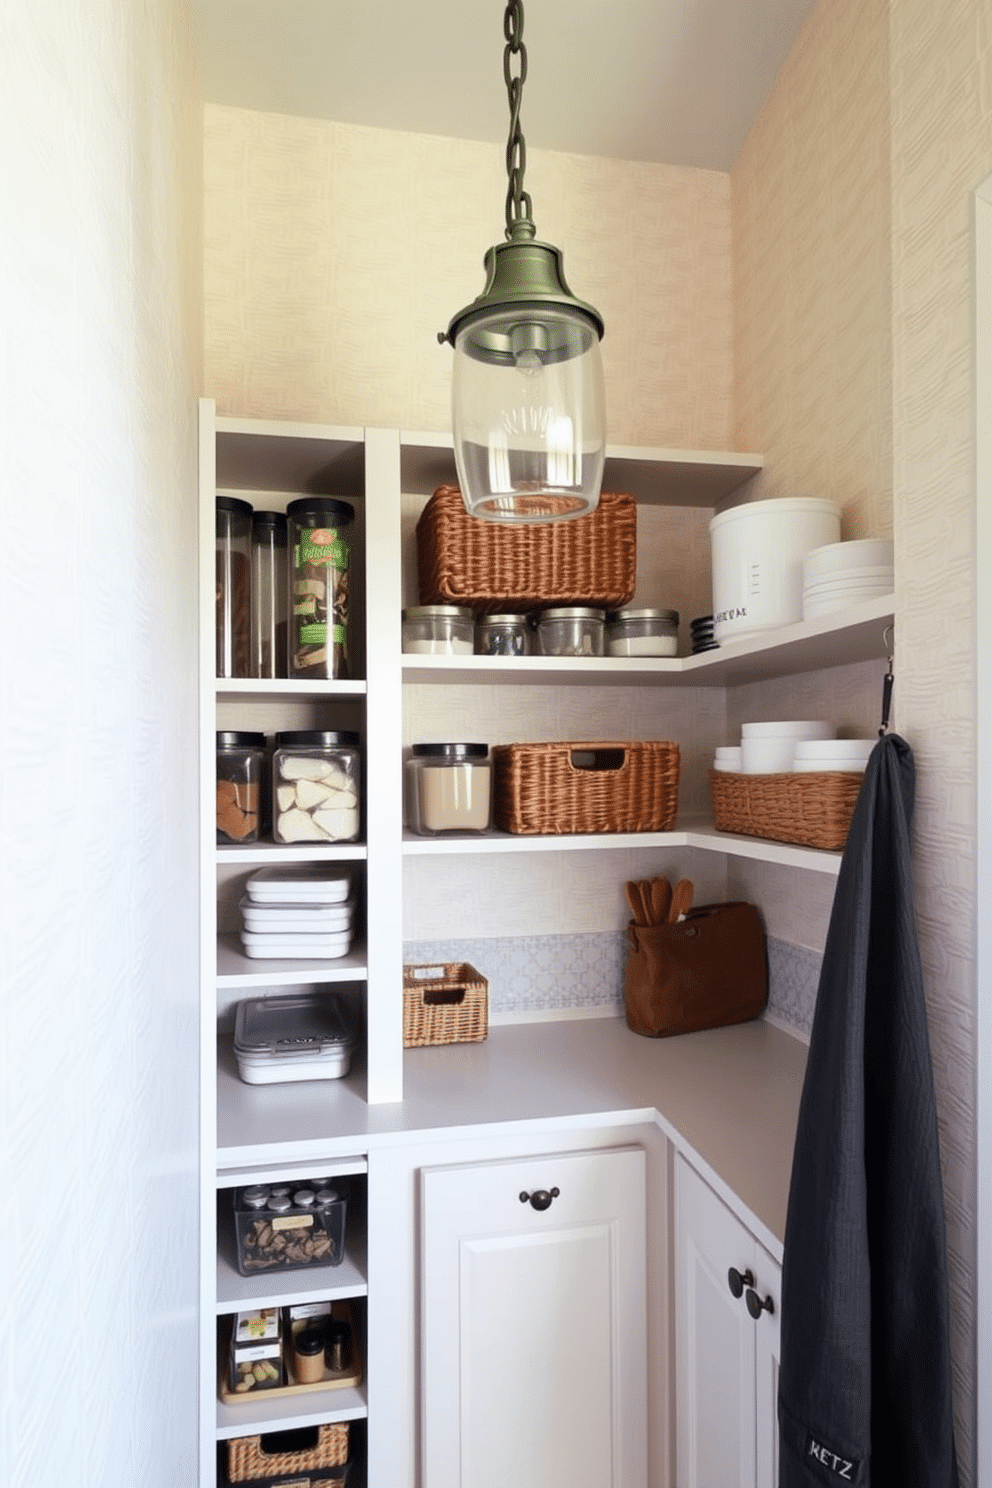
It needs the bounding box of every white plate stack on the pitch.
[240,866,356,960]
[802,539,894,621]
[793,739,876,774]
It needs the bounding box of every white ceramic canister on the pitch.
[709,497,841,644]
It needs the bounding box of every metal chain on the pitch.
[503,0,533,237]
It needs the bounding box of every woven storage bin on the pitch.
[709,769,863,852]
[227,1424,349,1482]
[416,486,637,614]
[493,741,680,835]
[403,963,488,1047]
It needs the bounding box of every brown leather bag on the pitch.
[623,901,768,1038]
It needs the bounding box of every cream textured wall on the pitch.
[733,0,991,1476]
[2,4,202,1484]
[203,105,734,448]
[732,0,893,541]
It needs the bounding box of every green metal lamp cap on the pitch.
[440,235,605,352]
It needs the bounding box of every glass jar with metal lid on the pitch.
[606,607,681,657]
[406,742,493,834]
[286,496,354,680]
[474,613,531,657]
[535,606,606,657]
[402,604,474,655]
[272,730,361,844]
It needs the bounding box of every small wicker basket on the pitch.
[709,769,863,852]
[403,963,489,1047]
[416,486,637,614]
[493,741,680,835]
[227,1423,349,1482]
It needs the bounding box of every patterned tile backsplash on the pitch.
[404,932,821,1035]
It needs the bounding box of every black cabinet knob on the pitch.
[727,1266,754,1299]
[519,1187,560,1211]
[746,1287,775,1320]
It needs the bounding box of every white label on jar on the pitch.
[607,635,678,656]
[404,638,474,654]
[419,764,491,831]
[272,1214,315,1233]
[234,1343,281,1363]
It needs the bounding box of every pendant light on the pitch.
[438,0,606,523]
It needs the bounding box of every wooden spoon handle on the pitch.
[670,878,695,922]
[624,881,644,925]
[650,877,672,926]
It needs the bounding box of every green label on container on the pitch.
[299,623,327,645]
[331,624,346,644]
[296,528,349,569]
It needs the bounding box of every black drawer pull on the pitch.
[727,1266,754,1298]
[519,1187,560,1211]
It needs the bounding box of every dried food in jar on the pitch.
[273,731,361,844]
[216,731,266,843]
[287,497,354,679]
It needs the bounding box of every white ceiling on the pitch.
[193,0,816,172]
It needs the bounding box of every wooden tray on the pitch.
[220,1302,363,1405]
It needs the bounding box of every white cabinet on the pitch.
[420,1146,648,1488]
[674,1153,781,1488]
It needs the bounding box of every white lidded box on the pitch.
[233,993,357,1083]
[240,929,353,960]
[240,896,356,933]
[710,497,841,644]
[244,865,353,904]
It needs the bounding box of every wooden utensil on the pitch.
[650,877,672,926]
[624,880,645,925]
[669,878,695,922]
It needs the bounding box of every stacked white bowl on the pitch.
[713,745,742,773]
[740,720,835,774]
[802,539,894,621]
[793,738,875,773]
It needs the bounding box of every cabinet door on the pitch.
[421,1146,647,1488]
[675,1155,781,1488]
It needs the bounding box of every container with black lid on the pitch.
[216,495,253,677]
[251,509,288,678]
[405,743,492,835]
[272,730,361,844]
[217,731,266,844]
[286,497,354,680]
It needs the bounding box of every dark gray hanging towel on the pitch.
[778,734,959,1487]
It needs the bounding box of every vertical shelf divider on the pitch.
[363,426,405,1103]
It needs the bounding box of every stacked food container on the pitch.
[802,539,894,620]
[240,866,356,959]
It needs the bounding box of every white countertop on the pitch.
[217,1015,808,1254]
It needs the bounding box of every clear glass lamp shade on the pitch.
[451,306,606,522]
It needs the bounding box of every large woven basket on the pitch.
[227,1424,349,1482]
[709,769,863,852]
[493,741,680,835]
[403,963,488,1047]
[416,486,637,614]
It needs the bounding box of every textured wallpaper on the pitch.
[2,4,202,1485]
[732,0,893,541]
[203,105,734,448]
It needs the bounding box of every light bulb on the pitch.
[514,348,543,376]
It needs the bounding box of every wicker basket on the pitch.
[416,486,637,614]
[227,1424,349,1482]
[403,963,489,1047]
[493,741,680,835]
[709,769,863,852]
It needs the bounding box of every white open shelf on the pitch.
[216,1236,368,1314]
[216,1380,368,1438]
[217,934,368,986]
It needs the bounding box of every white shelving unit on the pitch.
[198,403,893,1487]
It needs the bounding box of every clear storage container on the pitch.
[233,993,357,1088]
[402,604,474,655]
[605,607,680,657]
[535,606,606,657]
[287,497,354,679]
[229,1308,284,1392]
[474,613,531,656]
[216,496,253,677]
[216,731,266,844]
[231,1173,348,1273]
[250,509,288,678]
[272,730,361,844]
[406,743,492,834]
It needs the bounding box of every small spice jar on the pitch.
[535,606,606,657]
[286,497,354,680]
[406,743,492,835]
[272,730,361,844]
[402,605,474,655]
[324,1317,352,1374]
[606,607,680,657]
[474,613,531,657]
[217,731,266,844]
[292,1325,327,1385]
[216,496,253,678]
